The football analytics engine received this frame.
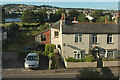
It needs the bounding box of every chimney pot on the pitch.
[74,17,76,21]
[105,18,107,23]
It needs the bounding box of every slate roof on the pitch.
[51,20,60,29]
[62,23,120,34]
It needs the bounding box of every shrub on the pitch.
[65,54,95,62]
[76,68,101,79]
[83,54,95,62]
[65,57,76,62]
[102,57,118,61]
[43,44,56,58]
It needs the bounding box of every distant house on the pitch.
[35,12,120,61]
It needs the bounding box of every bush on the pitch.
[65,57,76,62]
[102,57,118,61]
[76,68,101,79]
[65,54,95,62]
[76,67,118,80]
[43,44,56,58]
[83,54,95,62]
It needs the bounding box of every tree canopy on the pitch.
[77,14,89,22]
[91,10,103,22]
[21,9,35,25]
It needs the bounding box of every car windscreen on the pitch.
[26,56,37,61]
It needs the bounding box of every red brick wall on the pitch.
[41,30,50,44]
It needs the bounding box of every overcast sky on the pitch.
[0,0,120,2]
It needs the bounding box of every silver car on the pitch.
[24,53,39,69]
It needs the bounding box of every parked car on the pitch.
[24,53,39,69]
[24,46,34,52]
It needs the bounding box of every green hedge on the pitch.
[65,54,95,62]
[43,44,56,58]
[102,57,119,61]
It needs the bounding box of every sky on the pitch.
[0,0,119,10]
[0,0,120,2]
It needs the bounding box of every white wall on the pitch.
[61,34,90,58]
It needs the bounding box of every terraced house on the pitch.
[35,13,120,61]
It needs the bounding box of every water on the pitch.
[5,18,21,22]
[0,2,118,10]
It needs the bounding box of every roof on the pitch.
[28,53,38,56]
[51,20,60,29]
[63,23,120,34]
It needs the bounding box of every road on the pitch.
[2,67,120,79]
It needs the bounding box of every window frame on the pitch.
[107,34,113,44]
[92,34,98,44]
[41,34,46,41]
[74,50,85,59]
[54,31,59,38]
[75,34,82,43]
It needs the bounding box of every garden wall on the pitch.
[64,60,97,68]
[103,61,120,67]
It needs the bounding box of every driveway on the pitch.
[2,52,48,69]
[2,52,23,69]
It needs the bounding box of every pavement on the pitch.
[2,67,120,78]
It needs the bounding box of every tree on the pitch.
[49,9,65,22]
[39,23,50,32]
[8,22,20,39]
[0,7,5,23]
[35,9,47,24]
[78,14,89,22]
[91,10,103,22]
[43,44,56,57]
[21,9,34,25]
[68,9,80,21]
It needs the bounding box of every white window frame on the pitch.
[54,31,59,37]
[75,34,82,43]
[74,50,84,59]
[107,34,113,43]
[92,34,98,43]
[105,50,114,58]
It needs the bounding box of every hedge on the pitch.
[65,54,95,62]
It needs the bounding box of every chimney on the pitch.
[72,17,78,23]
[74,17,76,21]
[115,12,120,25]
[61,13,64,20]
[105,18,107,24]
[60,13,65,33]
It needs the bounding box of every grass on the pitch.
[2,31,35,52]
[2,22,40,28]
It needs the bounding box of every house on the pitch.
[35,12,120,61]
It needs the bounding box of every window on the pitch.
[75,34,82,43]
[41,35,46,41]
[74,50,85,59]
[107,34,113,43]
[54,31,59,37]
[104,50,114,58]
[107,50,114,58]
[92,34,97,43]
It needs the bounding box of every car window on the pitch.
[26,56,38,61]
